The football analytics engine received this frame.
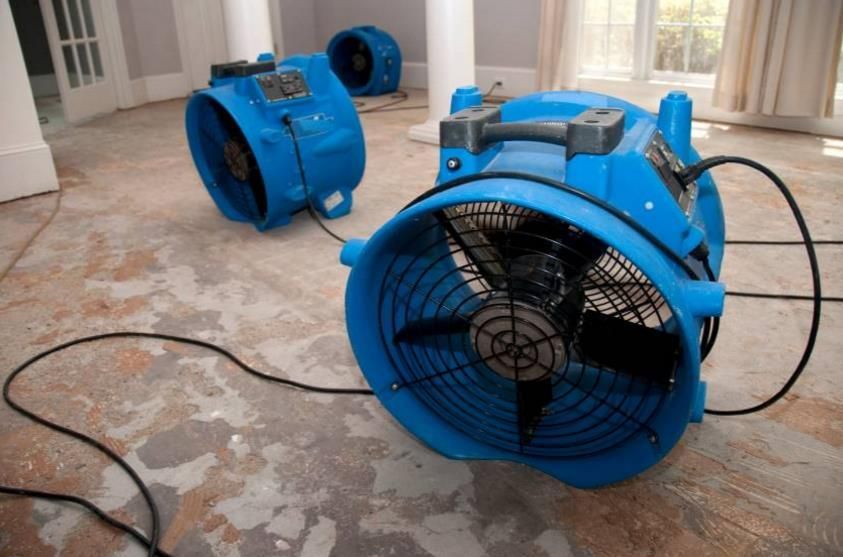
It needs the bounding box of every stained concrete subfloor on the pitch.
[0,89,841,556]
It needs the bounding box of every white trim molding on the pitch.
[0,142,59,203]
[129,73,192,106]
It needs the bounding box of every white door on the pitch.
[39,0,116,123]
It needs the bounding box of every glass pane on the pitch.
[838,42,843,85]
[658,0,692,23]
[584,0,609,23]
[611,0,637,24]
[67,0,83,39]
[654,25,688,72]
[580,24,608,69]
[608,25,634,69]
[81,0,96,37]
[689,27,723,73]
[76,43,92,85]
[63,45,79,88]
[52,0,69,40]
[90,41,104,81]
[692,0,730,24]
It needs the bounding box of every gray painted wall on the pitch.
[474,0,540,67]
[280,0,318,54]
[117,0,182,79]
[279,0,540,68]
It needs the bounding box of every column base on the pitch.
[408,119,440,145]
[0,142,59,203]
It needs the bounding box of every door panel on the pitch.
[40,0,116,123]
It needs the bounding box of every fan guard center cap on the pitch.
[469,295,567,382]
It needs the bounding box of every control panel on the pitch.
[645,131,696,214]
[256,70,312,102]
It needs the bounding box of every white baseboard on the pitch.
[0,142,59,203]
[400,62,537,98]
[29,73,59,98]
[400,62,427,89]
[129,72,191,106]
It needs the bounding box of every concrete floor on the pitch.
[0,90,841,556]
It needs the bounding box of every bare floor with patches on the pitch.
[0,90,841,556]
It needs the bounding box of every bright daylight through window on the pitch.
[580,0,730,82]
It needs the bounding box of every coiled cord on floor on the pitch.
[0,332,373,557]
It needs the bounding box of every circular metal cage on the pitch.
[377,201,679,458]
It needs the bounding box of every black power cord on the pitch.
[355,89,412,113]
[678,156,824,416]
[282,115,347,244]
[1,332,373,556]
[725,239,842,245]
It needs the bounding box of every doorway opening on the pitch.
[11,0,65,134]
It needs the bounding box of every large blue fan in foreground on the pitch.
[342,87,725,488]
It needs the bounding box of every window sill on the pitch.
[576,75,843,137]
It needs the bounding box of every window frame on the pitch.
[578,0,729,86]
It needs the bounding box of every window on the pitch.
[580,0,637,75]
[579,0,730,83]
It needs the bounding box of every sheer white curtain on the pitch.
[713,0,843,117]
[535,0,583,91]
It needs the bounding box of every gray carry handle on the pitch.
[481,121,569,148]
[440,106,625,159]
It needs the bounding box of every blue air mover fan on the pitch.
[185,53,365,231]
[327,26,401,96]
[340,87,726,488]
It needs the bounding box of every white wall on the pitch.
[0,1,59,202]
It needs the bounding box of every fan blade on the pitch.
[393,316,471,345]
[578,310,679,385]
[509,218,607,278]
[517,377,553,446]
[435,209,508,289]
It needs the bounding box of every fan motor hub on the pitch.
[470,295,567,382]
[223,139,251,182]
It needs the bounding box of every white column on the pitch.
[221,0,275,62]
[408,0,476,144]
[0,2,58,203]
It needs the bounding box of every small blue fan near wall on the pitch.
[185,53,365,231]
[327,26,401,96]
[341,87,727,488]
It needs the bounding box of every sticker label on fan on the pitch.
[323,191,344,212]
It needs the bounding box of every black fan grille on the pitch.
[377,201,678,457]
[195,99,267,222]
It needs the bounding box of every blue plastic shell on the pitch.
[327,26,401,96]
[185,53,365,231]
[341,89,727,488]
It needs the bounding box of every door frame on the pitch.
[37,0,120,122]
